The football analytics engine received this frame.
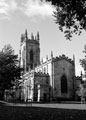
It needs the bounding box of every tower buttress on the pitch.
[31,33,34,40]
[51,51,53,59]
[20,30,40,73]
[73,54,75,66]
[37,32,40,41]
[25,29,28,38]
[20,34,27,74]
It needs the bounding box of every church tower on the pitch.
[20,30,40,73]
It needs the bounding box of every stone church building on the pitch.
[19,30,81,102]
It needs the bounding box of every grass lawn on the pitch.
[0,103,86,120]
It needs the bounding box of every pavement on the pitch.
[0,100,86,110]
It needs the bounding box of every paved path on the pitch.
[1,100,86,110]
[32,103,86,110]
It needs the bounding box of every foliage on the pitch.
[76,83,86,103]
[80,45,86,77]
[46,0,86,40]
[76,84,86,98]
[0,44,22,98]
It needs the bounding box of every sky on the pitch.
[0,0,86,76]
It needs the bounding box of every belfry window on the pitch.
[61,75,68,93]
[30,49,33,62]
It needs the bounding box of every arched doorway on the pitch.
[61,75,68,93]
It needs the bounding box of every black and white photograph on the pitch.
[0,0,86,120]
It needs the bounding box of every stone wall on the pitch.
[53,57,75,100]
[23,71,50,102]
[34,72,50,101]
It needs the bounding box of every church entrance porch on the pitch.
[34,84,50,102]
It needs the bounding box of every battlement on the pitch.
[23,70,49,78]
[21,29,40,44]
[53,54,74,65]
[34,72,49,76]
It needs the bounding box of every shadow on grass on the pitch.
[0,103,86,120]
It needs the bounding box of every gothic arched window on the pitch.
[61,75,68,93]
[30,49,33,62]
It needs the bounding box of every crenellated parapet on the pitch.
[21,29,40,45]
[34,71,49,76]
[23,70,49,78]
[53,54,74,65]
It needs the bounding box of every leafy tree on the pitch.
[0,44,21,99]
[76,84,86,102]
[46,0,86,40]
[80,45,86,78]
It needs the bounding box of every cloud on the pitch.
[10,0,17,11]
[0,0,55,20]
[0,0,9,15]
[22,0,55,18]
[0,0,17,19]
